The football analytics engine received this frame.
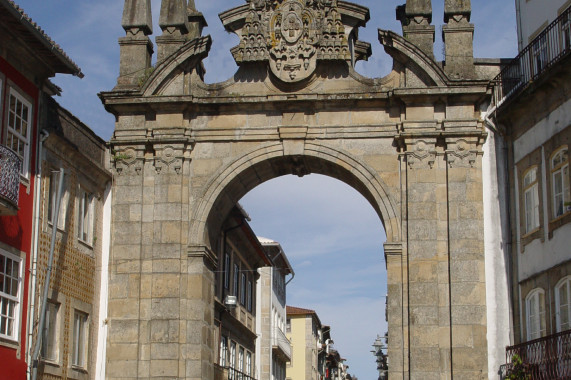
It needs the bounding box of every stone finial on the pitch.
[405,0,432,22]
[187,0,208,41]
[117,0,154,88]
[396,0,435,59]
[122,0,153,35]
[442,0,475,78]
[444,0,471,23]
[157,0,190,61]
[159,0,189,35]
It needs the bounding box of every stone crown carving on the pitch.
[225,0,351,83]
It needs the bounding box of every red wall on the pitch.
[0,56,39,380]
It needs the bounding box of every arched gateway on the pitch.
[100,0,499,378]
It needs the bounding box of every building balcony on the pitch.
[272,327,292,361]
[0,144,21,215]
[213,365,256,380]
[491,5,571,108]
[500,329,571,379]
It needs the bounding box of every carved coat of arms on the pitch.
[227,0,351,83]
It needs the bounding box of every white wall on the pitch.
[516,0,570,50]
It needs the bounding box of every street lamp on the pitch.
[371,335,388,380]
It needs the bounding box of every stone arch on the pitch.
[188,141,401,255]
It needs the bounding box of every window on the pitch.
[41,301,59,361]
[224,252,230,289]
[220,336,228,367]
[240,273,246,305]
[77,187,94,244]
[523,167,540,233]
[286,318,291,333]
[48,170,68,230]
[551,148,570,218]
[247,280,253,312]
[556,277,571,333]
[532,32,548,74]
[526,289,546,340]
[246,351,252,376]
[230,341,236,369]
[0,251,22,341]
[6,89,32,177]
[233,263,239,297]
[561,7,571,50]
[72,310,88,368]
[238,347,244,374]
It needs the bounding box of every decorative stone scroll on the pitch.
[229,0,351,82]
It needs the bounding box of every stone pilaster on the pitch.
[118,0,154,88]
[404,136,452,380]
[396,0,435,60]
[445,135,488,379]
[107,129,199,379]
[384,242,406,380]
[442,0,475,79]
[157,0,189,62]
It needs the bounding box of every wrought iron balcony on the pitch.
[0,144,21,215]
[213,365,256,380]
[501,329,571,379]
[491,5,571,108]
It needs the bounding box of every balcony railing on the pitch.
[272,327,292,360]
[491,5,571,108]
[0,144,21,215]
[502,329,571,379]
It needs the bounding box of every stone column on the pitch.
[118,0,154,88]
[442,0,475,79]
[403,136,452,380]
[396,0,435,60]
[445,136,488,379]
[157,0,190,62]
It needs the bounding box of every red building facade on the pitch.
[0,1,82,378]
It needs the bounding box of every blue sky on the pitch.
[14,0,518,378]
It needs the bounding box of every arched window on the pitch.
[556,276,571,332]
[526,288,546,340]
[523,167,540,233]
[551,147,569,218]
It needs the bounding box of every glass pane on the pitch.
[11,260,18,278]
[0,314,6,335]
[0,273,4,293]
[6,318,12,337]
[10,279,18,297]
[4,278,11,296]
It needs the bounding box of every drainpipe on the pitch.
[31,168,65,380]
[26,130,49,378]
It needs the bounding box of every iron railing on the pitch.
[0,144,21,211]
[227,367,255,380]
[491,5,571,108]
[503,329,571,379]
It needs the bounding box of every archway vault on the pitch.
[189,140,402,255]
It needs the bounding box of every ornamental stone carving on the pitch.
[228,0,350,83]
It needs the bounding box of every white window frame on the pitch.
[47,169,69,231]
[77,187,94,245]
[6,87,32,178]
[526,288,547,341]
[71,310,88,368]
[523,167,540,233]
[556,276,571,333]
[0,249,23,341]
[551,147,570,218]
[41,301,60,362]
